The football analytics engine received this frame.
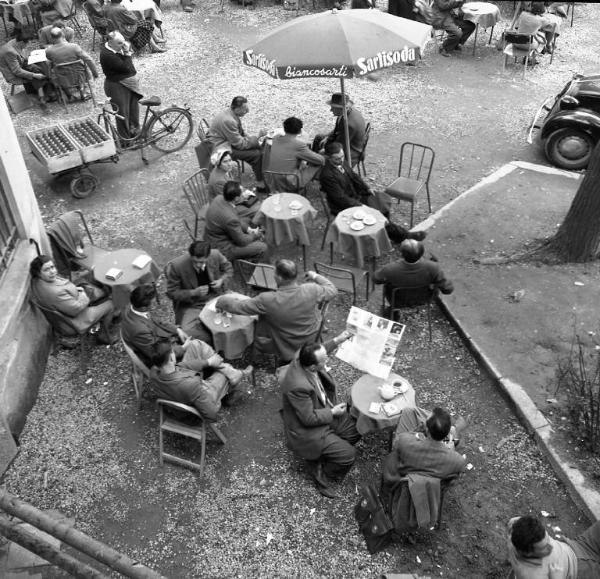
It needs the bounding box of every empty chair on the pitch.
[120,331,151,409]
[235,259,277,293]
[315,189,333,254]
[157,399,227,474]
[354,122,371,177]
[182,170,211,240]
[47,210,109,281]
[385,143,434,228]
[384,284,437,342]
[314,261,369,304]
[196,118,210,141]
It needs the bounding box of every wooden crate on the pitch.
[61,117,116,164]
[26,125,82,174]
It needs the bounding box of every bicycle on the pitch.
[99,95,194,163]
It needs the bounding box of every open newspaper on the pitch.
[335,306,405,379]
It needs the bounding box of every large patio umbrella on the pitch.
[243,8,432,161]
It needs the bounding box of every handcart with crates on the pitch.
[27,116,118,199]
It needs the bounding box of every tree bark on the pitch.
[546,141,600,262]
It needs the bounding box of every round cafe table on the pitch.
[461,2,501,55]
[92,248,160,310]
[0,0,37,27]
[257,192,317,269]
[199,294,257,360]
[325,205,391,269]
[351,372,416,443]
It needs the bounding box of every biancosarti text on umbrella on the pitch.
[282,65,350,78]
[356,47,417,75]
[244,50,279,78]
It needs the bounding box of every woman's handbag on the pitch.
[354,483,394,554]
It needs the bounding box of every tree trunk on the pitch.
[546,141,600,262]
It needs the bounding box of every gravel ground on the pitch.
[2,1,599,577]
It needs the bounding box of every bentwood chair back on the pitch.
[182,170,211,240]
[354,122,371,177]
[235,259,277,294]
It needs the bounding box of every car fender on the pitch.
[541,109,600,140]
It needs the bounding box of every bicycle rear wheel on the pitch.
[148,107,193,153]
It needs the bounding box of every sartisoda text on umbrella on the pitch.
[356,47,417,75]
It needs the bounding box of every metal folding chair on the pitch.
[314,261,369,304]
[182,170,211,240]
[384,284,437,342]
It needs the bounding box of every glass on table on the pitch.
[214,311,223,325]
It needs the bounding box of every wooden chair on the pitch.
[314,261,369,304]
[51,59,95,111]
[383,284,437,342]
[315,299,330,342]
[316,189,333,254]
[157,399,227,474]
[196,118,210,141]
[353,122,371,177]
[120,332,151,409]
[235,259,277,293]
[47,210,109,281]
[182,170,211,240]
[30,291,95,372]
[384,143,434,228]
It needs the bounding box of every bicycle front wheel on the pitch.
[148,107,193,153]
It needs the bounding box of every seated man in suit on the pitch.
[165,240,232,342]
[266,117,324,191]
[205,181,267,262]
[207,96,267,191]
[45,27,98,101]
[508,514,600,578]
[38,0,74,25]
[381,406,466,533]
[149,341,253,422]
[374,239,454,307]
[431,0,475,57]
[38,20,74,47]
[319,142,426,244]
[280,333,358,498]
[122,283,224,372]
[216,259,337,364]
[312,93,366,168]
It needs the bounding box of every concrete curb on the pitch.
[424,162,600,522]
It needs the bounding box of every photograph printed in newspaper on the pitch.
[335,306,406,379]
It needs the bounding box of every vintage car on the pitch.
[528,73,600,170]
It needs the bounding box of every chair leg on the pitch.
[92,29,96,51]
[198,422,206,477]
[210,423,228,445]
[329,242,333,265]
[427,301,432,342]
[409,201,415,229]
[365,272,370,302]
[426,184,432,214]
[158,408,164,466]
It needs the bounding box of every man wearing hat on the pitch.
[312,92,366,168]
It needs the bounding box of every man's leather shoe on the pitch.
[408,230,427,241]
[439,48,451,57]
[316,484,339,499]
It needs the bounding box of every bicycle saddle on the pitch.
[139,96,162,107]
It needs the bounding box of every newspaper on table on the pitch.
[335,306,406,379]
[28,49,47,65]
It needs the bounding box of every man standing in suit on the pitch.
[266,117,324,191]
[207,96,267,191]
[280,334,359,498]
[205,181,267,262]
[313,92,366,168]
[165,240,232,342]
[216,259,337,364]
[319,142,426,244]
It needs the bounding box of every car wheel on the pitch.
[544,127,595,170]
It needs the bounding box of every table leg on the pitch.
[472,23,479,56]
[302,244,307,271]
[488,24,495,45]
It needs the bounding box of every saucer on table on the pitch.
[350,221,365,231]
